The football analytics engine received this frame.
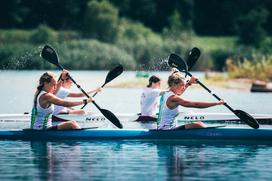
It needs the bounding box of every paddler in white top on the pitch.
[136,75,167,122]
[157,70,225,130]
[31,70,93,130]
[53,74,101,115]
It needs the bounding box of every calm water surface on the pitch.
[0,71,272,181]
[1,140,272,181]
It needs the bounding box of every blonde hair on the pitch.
[167,69,185,87]
[33,72,55,108]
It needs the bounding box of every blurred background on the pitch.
[0,0,272,81]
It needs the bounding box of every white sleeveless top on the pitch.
[53,87,70,115]
[157,91,179,130]
[140,88,161,116]
[31,90,54,130]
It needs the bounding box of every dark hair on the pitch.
[147,75,161,87]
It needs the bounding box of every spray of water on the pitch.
[136,56,171,72]
[1,46,43,70]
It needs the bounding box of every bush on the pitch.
[0,29,31,43]
[260,38,272,54]
[226,55,272,81]
[29,25,57,44]
[118,19,163,43]
[210,49,234,71]
[117,38,188,70]
[117,19,188,70]
[57,31,81,42]
[0,43,53,70]
[53,40,136,70]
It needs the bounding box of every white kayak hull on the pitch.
[0,112,272,125]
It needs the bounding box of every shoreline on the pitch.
[108,77,253,91]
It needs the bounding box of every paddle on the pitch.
[168,53,260,129]
[186,47,201,71]
[81,64,123,109]
[41,45,123,129]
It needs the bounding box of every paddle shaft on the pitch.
[92,83,106,97]
[57,64,90,98]
[82,65,123,109]
[67,74,105,111]
[58,64,105,111]
[59,65,104,111]
[81,83,104,109]
[186,72,234,112]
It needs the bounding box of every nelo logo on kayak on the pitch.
[85,117,106,121]
[183,116,205,120]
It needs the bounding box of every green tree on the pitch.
[163,10,185,38]
[81,0,119,43]
[162,10,192,47]
[236,7,268,47]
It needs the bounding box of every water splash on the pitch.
[1,46,43,70]
[136,56,171,71]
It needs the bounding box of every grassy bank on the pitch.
[109,72,252,91]
[192,36,236,52]
[227,56,272,82]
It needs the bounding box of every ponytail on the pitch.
[147,75,161,87]
[33,72,54,109]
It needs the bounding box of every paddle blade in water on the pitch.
[105,64,123,84]
[186,47,200,71]
[234,110,259,129]
[41,45,61,68]
[100,109,123,129]
[168,53,188,72]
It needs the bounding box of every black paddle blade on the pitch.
[168,53,188,72]
[105,64,123,84]
[101,108,123,129]
[41,45,62,69]
[234,110,259,129]
[186,47,200,71]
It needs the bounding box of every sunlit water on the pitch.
[1,71,272,181]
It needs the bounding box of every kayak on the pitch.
[1,112,272,124]
[1,127,272,141]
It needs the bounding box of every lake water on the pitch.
[1,70,272,181]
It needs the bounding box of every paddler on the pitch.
[31,70,93,130]
[136,75,167,122]
[157,70,225,130]
[53,73,101,115]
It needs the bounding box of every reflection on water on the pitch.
[1,140,272,181]
[1,71,272,180]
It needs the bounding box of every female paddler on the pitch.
[137,75,167,122]
[31,70,93,130]
[157,70,225,130]
[53,74,101,115]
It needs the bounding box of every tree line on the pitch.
[1,0,271,36]
[0,0,271,71]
